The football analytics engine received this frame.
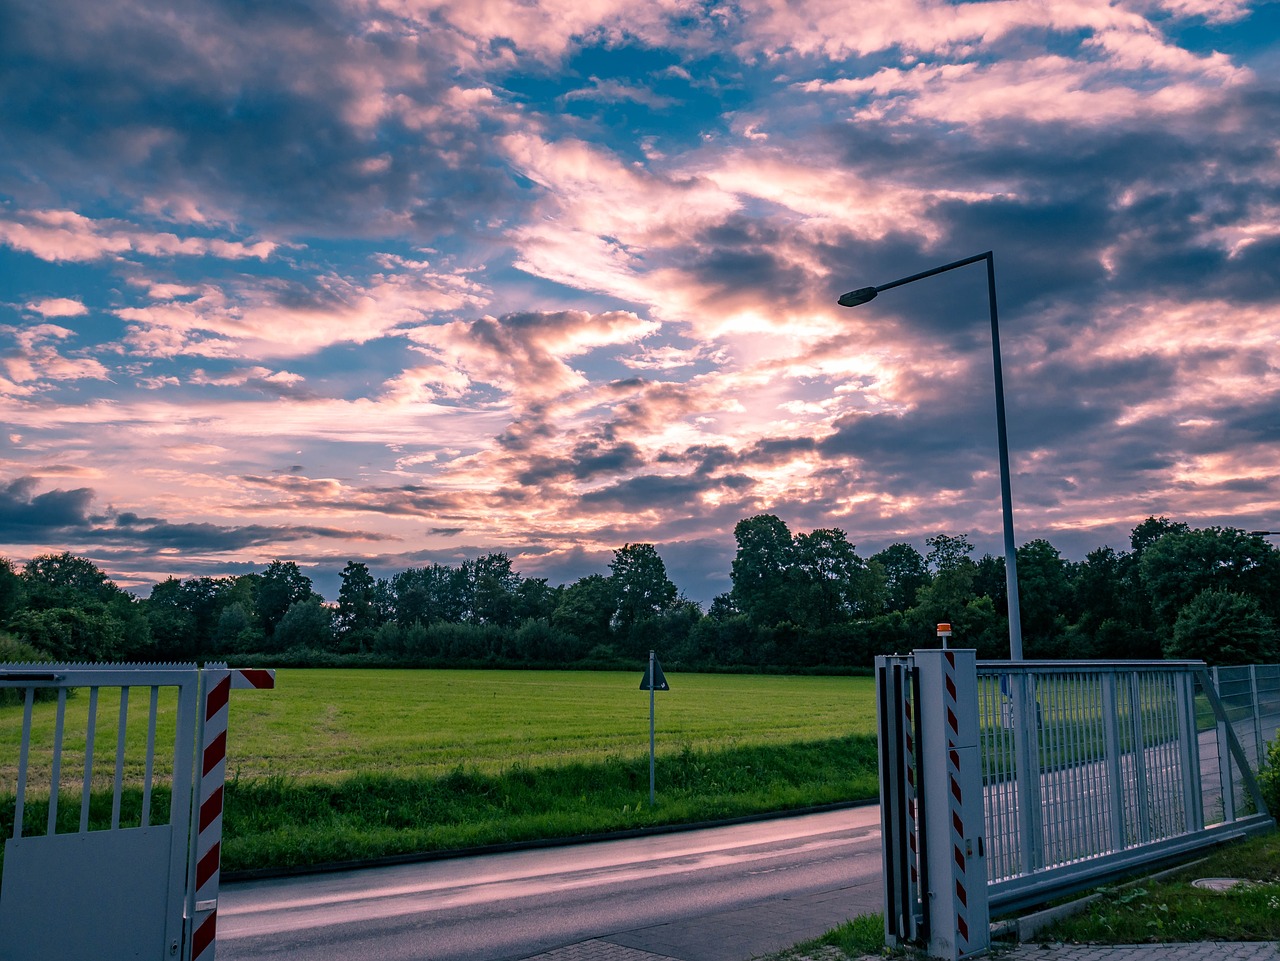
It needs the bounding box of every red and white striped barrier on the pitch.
[191,667,274,961]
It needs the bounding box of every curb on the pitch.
[1002,858,1211,942]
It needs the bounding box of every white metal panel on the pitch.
[0,827,174,961]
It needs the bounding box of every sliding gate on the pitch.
[0,663,273,961]
[877,651,1274,961]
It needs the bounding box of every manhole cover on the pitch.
[1192,877,1247,891]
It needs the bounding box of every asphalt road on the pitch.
[217,805,885,961]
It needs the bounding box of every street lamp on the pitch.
[838,250,1024,660]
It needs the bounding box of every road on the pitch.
[217,805,885,961]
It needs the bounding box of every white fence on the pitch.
[0,663,272,961]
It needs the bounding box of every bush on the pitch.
[1166,589,1280,665]
[1260,736,1280,818]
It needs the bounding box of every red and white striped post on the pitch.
[189,666,275,961]
[916,647,988,960]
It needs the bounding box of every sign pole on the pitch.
[649,650,656,806]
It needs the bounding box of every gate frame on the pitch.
[0,662,272,961]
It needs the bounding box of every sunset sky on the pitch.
[2,0,1278,604]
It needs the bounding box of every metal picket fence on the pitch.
[977,661,1272,914]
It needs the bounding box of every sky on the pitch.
[2,0,1278,605]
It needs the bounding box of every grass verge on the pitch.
[1036,829,1280,944]
[219,735,879,872]
[758,912,889,961]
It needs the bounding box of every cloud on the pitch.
[0,475,394,550]
[115,260,490,360]
[23,297,88,318]
[405,308,660,400]
[0,324,111,385]
[0,210,276,263]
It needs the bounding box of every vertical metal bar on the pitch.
[649,651,656,807]
[15,686,35,839]
[48,688,68,835]
[1251,665,1264,765]
[1129,673,1150,844]
[878,660,906,942]
[1042,677,1060,866]
[1101,671,1125,849]
[1012,671,1041,872]
[80,686,100,833]
[113,687,129,829]
[143,685,159,827]
[167,672,199,961]
[1213,669,1236,822]
[909,664,928,942]
[1178,672,1203,831]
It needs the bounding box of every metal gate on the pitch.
[877,651,1275,961]
[0,663,272,961]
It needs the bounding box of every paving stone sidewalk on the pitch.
[520,938,1280,961]
[994,943,1280,961]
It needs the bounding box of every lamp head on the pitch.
[838,286,878,308]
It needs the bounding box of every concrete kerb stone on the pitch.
[1000,858,1210,943]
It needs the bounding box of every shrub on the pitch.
[1260,736,1280,818]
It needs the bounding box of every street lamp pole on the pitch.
[839,250,1024,660]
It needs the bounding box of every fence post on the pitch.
[1100,672,1126,849]
[1251,665,1265,764]
[1176,672,1203,831]
[1011,670,1042,874]
[1212,667,1236,822]
[915,649,989,960]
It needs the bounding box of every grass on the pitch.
[759,912,890,961]
[1036,829,1280,944]
[1,669,881,874]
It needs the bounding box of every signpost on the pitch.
[639,650,669,805]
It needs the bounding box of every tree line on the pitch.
[1,515,1278,670]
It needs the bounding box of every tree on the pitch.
[609,543,677,634]
[871,543,930,613]
[256,560,317,637]
[0,557,27,623]
[1130,516,1190,562]
[466,553,521,626]
[1166,589,1279,665]
[22,552,121,610]
[730,514,796,626]
[392,564,467,625]
[272,597,334,652]
[551,574,616,649]
[1140,527,1280,627]
[912,534,978,635]
[336,561,379,650]
[791,528,879,627]
[145,577,197,660]
[1016,539,1075,658]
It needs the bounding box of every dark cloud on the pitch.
[0,476,94,533]
[0,0,522,237]
[0,476,390,550]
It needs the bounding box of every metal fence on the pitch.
[977,661,1273,913]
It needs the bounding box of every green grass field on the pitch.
[1,669,881,873]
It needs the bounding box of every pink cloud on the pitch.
[0,210,277,264]
[116,262,490,360]
[23,297,88,318]
[0,324,111,385]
